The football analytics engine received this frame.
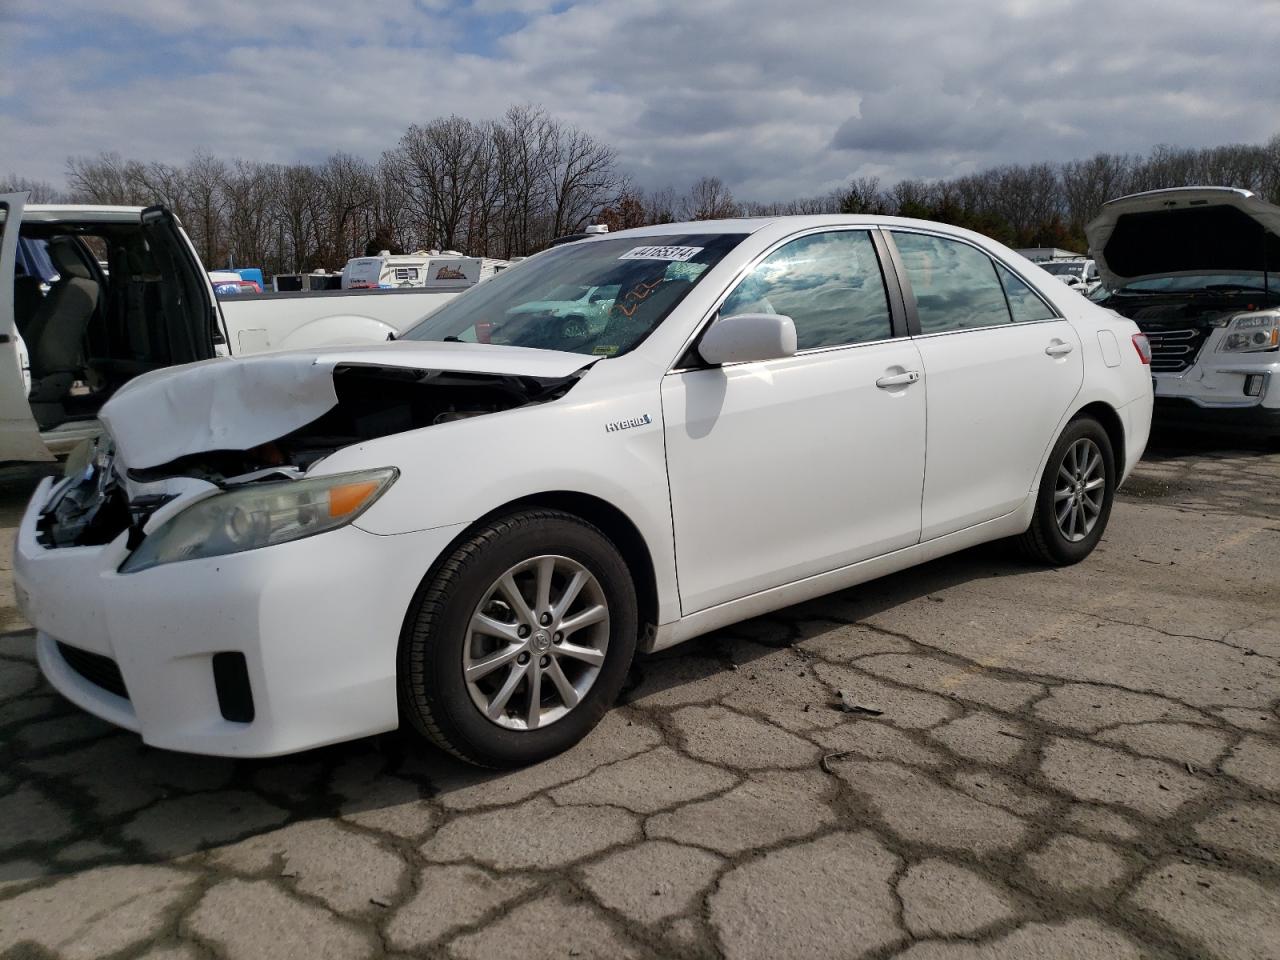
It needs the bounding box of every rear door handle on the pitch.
[876,370,920,388]
[1045,340,1074,357]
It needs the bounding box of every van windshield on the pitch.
[401,234,746,357]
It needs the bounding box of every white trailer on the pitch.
[341,251,509,290]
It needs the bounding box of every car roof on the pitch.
[22,205,146,224]
[596,214,1019,251]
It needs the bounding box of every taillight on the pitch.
[1131,333,1152,365]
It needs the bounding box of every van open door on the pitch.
[0,193,55,462]
[140,205,229,357]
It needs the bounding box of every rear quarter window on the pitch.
[995,262,1057,323]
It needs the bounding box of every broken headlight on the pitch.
[1219,313,1280,353]
[120,467,398,572]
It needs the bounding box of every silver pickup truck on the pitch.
[0,194,466,462]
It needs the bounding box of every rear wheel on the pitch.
[398,509,637,768]
[1018,417,1116,565]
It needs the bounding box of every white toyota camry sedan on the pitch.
[15,216,1154,767]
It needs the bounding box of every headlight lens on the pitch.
[1219,313,1280,353]
[120,467,397,573]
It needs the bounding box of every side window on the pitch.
[995,262,1056,323]
[892,232,1010,333]
[719,231,892,350]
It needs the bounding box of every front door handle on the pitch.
[876,370,920,388]
[1045,340,1074,357]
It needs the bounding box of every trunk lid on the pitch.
[1086,187,1280,290]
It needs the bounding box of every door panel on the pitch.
[887,230,1084,541]
[140,206,224,358]
[914,321,1082,539]
[663,339,926,614]
[0,193,53,461]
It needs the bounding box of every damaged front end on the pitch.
[128,363,584,486]
[37,359,586,554]
[36,439,135,548]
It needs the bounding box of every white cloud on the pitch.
[3,0,1278,199]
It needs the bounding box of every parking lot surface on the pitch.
[1,435,1278,960]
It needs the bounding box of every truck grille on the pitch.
[1144,327,1210,373]
[56,642,130,701]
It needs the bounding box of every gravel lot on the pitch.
[1,434,1277,960]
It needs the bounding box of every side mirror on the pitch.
[698,313,798,365]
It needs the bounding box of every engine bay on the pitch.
[37,362,583,548]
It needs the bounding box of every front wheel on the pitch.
[1017,417,1116,565]
[398,509,638,768]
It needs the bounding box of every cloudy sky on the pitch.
[3,0,1278,201]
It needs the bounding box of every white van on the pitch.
[0,194,476,461]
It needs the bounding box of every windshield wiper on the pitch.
[1201,283,1270,293]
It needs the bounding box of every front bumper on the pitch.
[16,477,465,757]
[1152,397,1280,437]
[1152,358,1280,437]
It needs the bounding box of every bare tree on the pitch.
[183,152,229,266]
[45,114,1280,276]
[222,160,276,269]
[316,152,375,266]
[541,121,619,237]
[837,176,885,214]
[492,104,555,256]
[388,116,493,251]
[642,186,679,225]
[1061,153,1132,234]
[681,176,738,220]
[0,175,64,202]
[66,153,148,204]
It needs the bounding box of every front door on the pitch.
[662,229,927,614]
[888,230,1084,540]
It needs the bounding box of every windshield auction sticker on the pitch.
[618,245,704,262]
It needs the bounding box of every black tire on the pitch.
[398,509,638,768]
[1017,416,1116,566]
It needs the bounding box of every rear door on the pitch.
[0,193,55,461]
[887,230,1083,540]
[140,206,228,357]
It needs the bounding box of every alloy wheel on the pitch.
[463,555,610,730]
[1054,437,1105,542]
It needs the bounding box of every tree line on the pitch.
[6,106,1280,275]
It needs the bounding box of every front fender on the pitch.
[312,368,679,622]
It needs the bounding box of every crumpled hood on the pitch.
[100,341,592,470]
[1086,187,1280,290]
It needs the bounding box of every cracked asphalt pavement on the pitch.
[1,433,1278,959]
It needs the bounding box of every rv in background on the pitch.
[341,251,509,290]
